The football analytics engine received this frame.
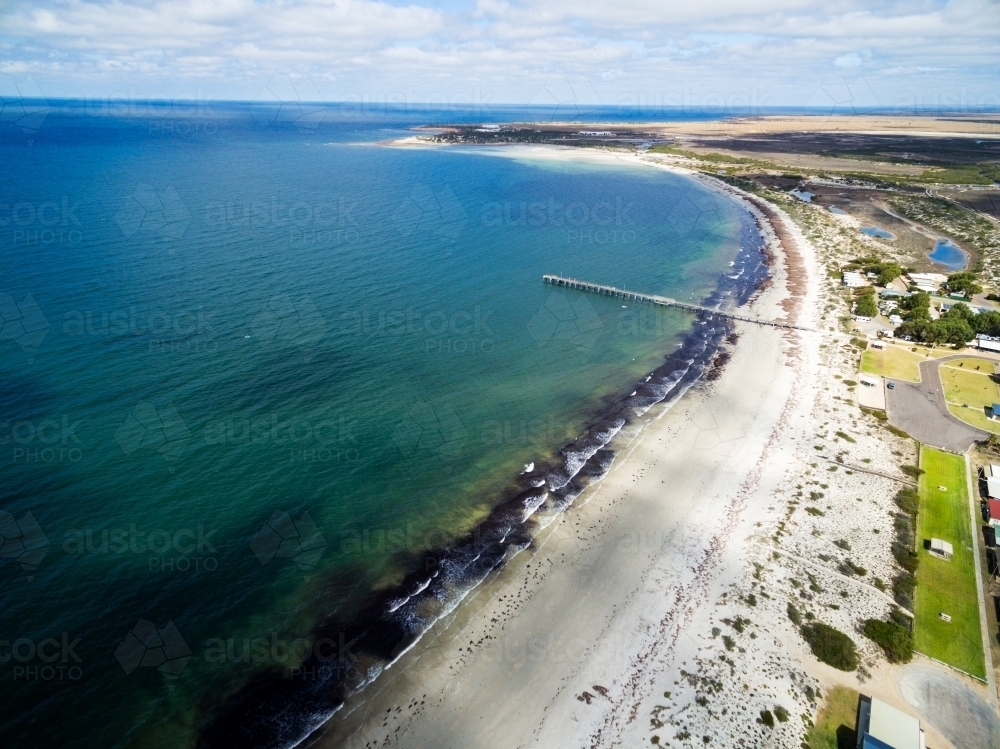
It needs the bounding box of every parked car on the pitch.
[887,383,895,389]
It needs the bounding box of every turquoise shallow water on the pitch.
[929,238,968,270]
[1,104,762,748]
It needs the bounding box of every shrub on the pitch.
[838,560,867,577]
[893,572,917,610]
[758,710,775,728]
[773,705,789,723]
[894,487,919,515]
[889,607,912,629]
[800,622,859,671]
[861,406,888,422]
[787,602,802,626]
[900,465,924,478]
[864,619,913,663]
[835,431,856,443]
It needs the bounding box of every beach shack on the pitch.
[855,695,924,749]
[982,464,1000,496]
[929,538,953,560]
[973,338,1000,354]
[990,499,1000,528]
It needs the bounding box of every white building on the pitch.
[856,695,924,749]
[843,271,869,288]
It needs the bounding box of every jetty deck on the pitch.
[542,275,813,332]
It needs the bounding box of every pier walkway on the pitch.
[542,275,814,332]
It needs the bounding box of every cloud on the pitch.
[0,0,997,104]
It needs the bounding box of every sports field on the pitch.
[913,446,986,679]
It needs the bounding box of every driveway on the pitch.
[885,356,988,453]
[898,662,1000,749]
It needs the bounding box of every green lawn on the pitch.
[860,346,924,382]
[939,360,1000,434]
[804,685,859,749]
[858,344,955,381]
[913,446,986,679]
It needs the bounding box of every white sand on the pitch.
[316,147,962,749]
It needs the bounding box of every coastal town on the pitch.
[341,118,1000,749]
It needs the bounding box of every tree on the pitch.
[946,272,982,297]
[855,295,878,317]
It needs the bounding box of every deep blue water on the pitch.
[1,103,763,748]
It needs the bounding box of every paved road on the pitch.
[898,662,1000,749]
[885,356,988,453]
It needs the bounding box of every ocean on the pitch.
[0,102,765,748]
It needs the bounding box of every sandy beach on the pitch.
[313,147,862,748]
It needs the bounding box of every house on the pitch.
[987,475,1000,500]
[855,695,923,749]
[990,499,1000,528]
[929,538,953,560]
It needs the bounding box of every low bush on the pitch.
[787,602,802,626]
[863,618,913,663]
[800,622,859,671]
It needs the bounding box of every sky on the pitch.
[1,0,999,109]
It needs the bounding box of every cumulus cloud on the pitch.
[0,0,997,105]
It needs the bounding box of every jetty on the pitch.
[542,275,813,332]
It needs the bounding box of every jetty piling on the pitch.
[542,275,813,332]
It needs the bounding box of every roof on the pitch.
[909,272,948,284]
[867,697,922,749]
[987,477,1000,499]
[930,538,954,555]
[862,735,897,749]
[990,499,1000,520]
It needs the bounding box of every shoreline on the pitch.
[197,146,777,749]
[307,147,806,748]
